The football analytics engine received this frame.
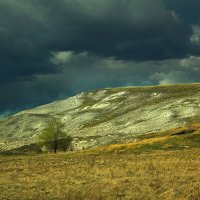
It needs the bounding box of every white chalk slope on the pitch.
[0,83,200,150]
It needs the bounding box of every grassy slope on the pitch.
[1,123,200,200]
[96,122,200,153]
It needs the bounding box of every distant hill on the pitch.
[0,83,200,152]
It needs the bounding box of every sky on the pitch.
[0,0,200,117]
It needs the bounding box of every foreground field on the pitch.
[1,149,200,200]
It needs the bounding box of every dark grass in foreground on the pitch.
[1,149,200,200]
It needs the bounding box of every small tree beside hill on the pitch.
[38,118,73,153]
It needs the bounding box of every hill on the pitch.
[0,83,200,151]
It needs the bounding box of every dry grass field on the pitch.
[1,149,200,200]
[1,124,200,200]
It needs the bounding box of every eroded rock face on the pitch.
[0,83,200,150]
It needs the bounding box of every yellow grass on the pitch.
[1,149,200,200]
[94,123,200,152]
[98,136,171,151]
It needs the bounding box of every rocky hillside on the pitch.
[0,83,200,151]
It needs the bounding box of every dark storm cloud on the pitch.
[164,0,200,24]
[39,0,194,60]
[0,0,195,66]
[0,0,200,115]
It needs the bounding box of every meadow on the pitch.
[1,123,200,200]
[1,148,200,199]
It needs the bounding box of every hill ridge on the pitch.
[0,83,200,151]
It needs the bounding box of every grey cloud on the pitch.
[180,56,200,71]
[50,51,200,87]
[149,71,191,85]
[191,26,200,45]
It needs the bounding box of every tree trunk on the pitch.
[54,140,57,154]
